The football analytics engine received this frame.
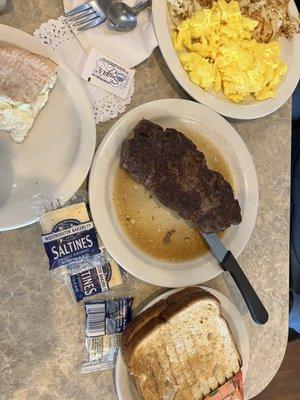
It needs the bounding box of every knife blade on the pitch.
[202,232,269,325]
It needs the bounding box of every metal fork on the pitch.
[65,0,113,31]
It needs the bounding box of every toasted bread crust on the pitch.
[122,287,220,366]
[121,287,242,400]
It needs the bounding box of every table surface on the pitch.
[0,1,291,399]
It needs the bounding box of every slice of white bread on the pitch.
[0,46,58,143]
[121,287,242,400]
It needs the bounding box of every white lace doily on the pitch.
[34,16,135,124]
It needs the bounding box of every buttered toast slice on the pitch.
[121,287,242,400]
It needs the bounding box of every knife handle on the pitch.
[221,251,269,325]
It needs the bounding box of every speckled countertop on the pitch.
[0,1,290,399]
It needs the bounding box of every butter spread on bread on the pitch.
[0,46,58,143]
[121,287,242,400]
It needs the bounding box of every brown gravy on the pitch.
[112,131,234,262]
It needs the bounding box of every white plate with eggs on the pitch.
[89,99,258,287]
[152,0,300,120]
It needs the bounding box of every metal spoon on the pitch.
[107,0,150,31]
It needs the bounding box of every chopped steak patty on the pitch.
[121,119,242,233]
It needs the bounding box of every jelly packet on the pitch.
[204,371,244,400]
[82,298,133,373]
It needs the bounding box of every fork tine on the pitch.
[77,16,104,31]
[69,9,96,22]
[73,14,100,26]
[65,2,92,16]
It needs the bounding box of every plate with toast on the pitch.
[116,286,249,400]
[0,25,96,231]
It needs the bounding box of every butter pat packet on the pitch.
[82,298,133,373]
[81,48,135,99]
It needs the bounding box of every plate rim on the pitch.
[0,24,96,231]
[152,0,300,120]
[88,98,259,287]
[115,285,250,400]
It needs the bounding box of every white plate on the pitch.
[89,99,258,287]
[0,25,96,231]
[152,0,300,120]
[115,286,250,400]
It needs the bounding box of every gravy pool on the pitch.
[113,131,234,262]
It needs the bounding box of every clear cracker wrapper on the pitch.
[82,298,133,373]
[70,259,123,302]
[38,196,123,299]
[204,370,244,400]
[40,203,101,272]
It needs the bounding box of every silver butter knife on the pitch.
[202,232,269,325]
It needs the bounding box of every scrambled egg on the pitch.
[173,0,287,102]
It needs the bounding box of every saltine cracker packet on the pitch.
[70,258,123,302]
[40,203,99,271]
[39,201,123,301]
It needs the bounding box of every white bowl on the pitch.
[89,99,258,287]
[152,0,300,120]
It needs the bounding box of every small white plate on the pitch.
[152,0,300,120]
[0,25,96,231]
[115,286,250,400]
[89,99,258,287]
